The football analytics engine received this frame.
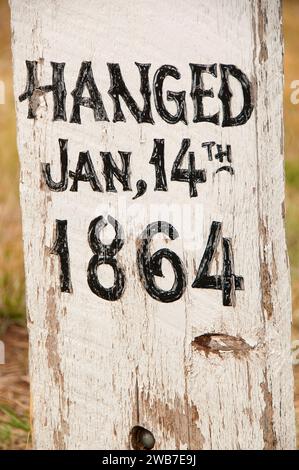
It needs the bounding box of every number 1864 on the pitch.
[50,216,244,306]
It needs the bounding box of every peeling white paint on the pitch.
[10,0,295,450]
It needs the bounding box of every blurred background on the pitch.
[0,0,298,450]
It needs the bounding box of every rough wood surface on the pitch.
[10,0,296,449]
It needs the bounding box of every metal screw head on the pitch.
[130,425,155,450]
[140,430,155,449]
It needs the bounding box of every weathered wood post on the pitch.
[10,0,296,449]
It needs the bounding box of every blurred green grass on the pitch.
[0,404,30,450]
[0,0,25,324]
[284,0,299,334]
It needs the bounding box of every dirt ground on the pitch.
[0,325,30,449]
[295,365,299,447]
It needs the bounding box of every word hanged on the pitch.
[19,61,254,126]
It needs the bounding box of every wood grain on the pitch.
[10,0,296,449]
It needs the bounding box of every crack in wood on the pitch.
[260,372,277,449]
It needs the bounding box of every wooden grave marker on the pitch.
[10,0,296,449]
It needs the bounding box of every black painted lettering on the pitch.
[192,221,244,306]
[137,221,187,303]
[171,139,206,198]
[215,144,232,163]
[219,64,254,127]
[201,141,215,161]
[149,139,168,191]
[101,151,132,192]
[190,63,219,124]
[41,139,68,191]
[70,62,109,124]
[107,63,154,124]
[50,220,72,293]
[154,65,187,124]
[69,151,103,192]
[19,61,67,120]
[87,215,125,301]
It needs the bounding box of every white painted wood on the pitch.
[10,0,296,449]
